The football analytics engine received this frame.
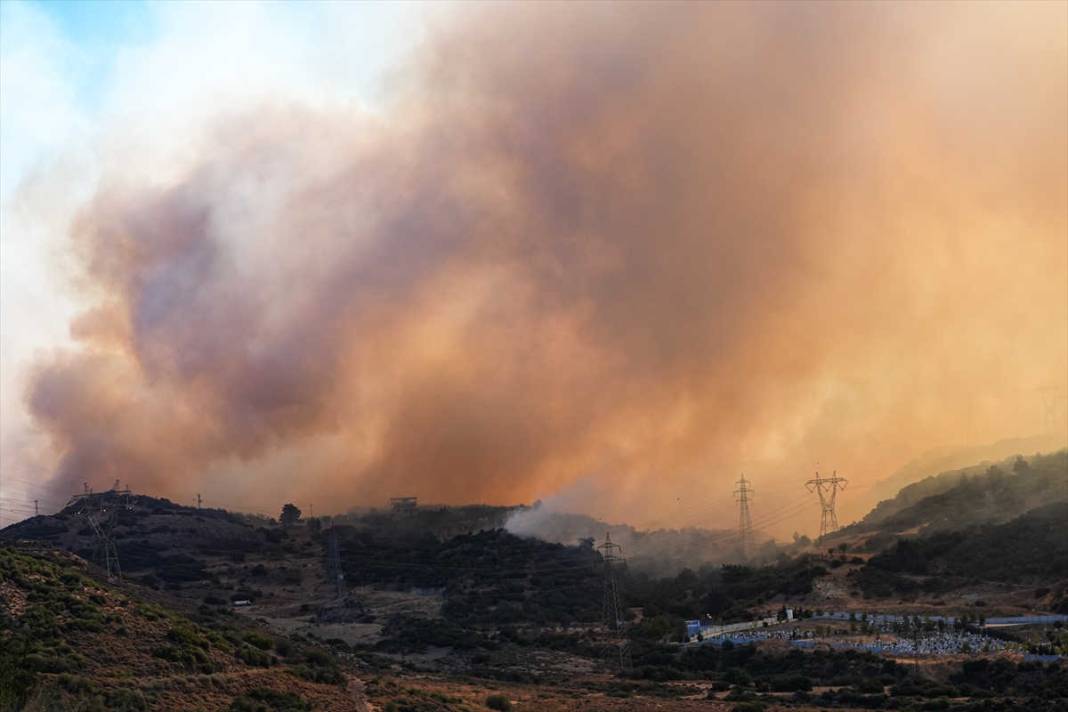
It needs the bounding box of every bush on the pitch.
[106,687,148,711]
[770,675,812,692]
[235,644,273,667]
[731,703,767,712]
[244,631,273,650]
[288,664,344,685]
[229,687,310,712]
[485,694,512,711]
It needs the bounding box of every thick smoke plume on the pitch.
[24,3,1068,532]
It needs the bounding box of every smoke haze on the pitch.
[14,2,1068,534]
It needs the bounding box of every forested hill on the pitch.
[841,449,1067,541]
[853,501,1068,602]
[868,433,1067,504]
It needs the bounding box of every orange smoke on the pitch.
[25,2,1067,534]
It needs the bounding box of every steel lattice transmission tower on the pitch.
[597,532,632,672]
[734,475,755,560]
[87,513,121,581]
[805,470,847,542]
[598,532,625,630]
[78,496,125,582]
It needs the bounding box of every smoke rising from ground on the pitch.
[20,2,1068,533]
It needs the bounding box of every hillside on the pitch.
[0,492,336,609]
[868,434,1068,504]
[3,485,1067,711]
[836,449,1068,546]
[0,545,356,711]
[851,501,1068,605]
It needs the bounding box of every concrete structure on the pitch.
[689,609,793,642]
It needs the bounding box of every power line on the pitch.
[681,497,818,549]
[667,476,821,538]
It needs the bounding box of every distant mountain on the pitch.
[840,449,1068,544]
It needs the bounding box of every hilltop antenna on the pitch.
[734,475,754,560]
[805,470,847,543]
[597,532,632,672]
[34,500,39,516]
[196,493,202,510]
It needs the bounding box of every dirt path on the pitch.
[347,674,372,712]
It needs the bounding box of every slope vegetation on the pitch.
[0,545,355,711]
[852,501,1068,601]
[841,449,1067,545]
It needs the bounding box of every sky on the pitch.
[1,0,425,521]
[1,1,1065,536]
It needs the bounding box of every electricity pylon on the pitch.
[82,499,122,582]
[597,532,632,672]
[73,488,131,582]
[805,470,847,542]
[734,475,754,560]
[86,513,121,581]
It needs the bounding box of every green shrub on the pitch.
[235,644,273,667]
[731,702,767,712]
[288,664,344,685]
[106,687,148,711]
[485,694,512,711]
[244,631,273,650]
[23,653,77,674]
[229,687,310,712]
[167,624,210,649]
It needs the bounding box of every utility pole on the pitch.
[196,493,202,510]
[805,470,847,543]
[597,532,632,672]
[734,475,754,560]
